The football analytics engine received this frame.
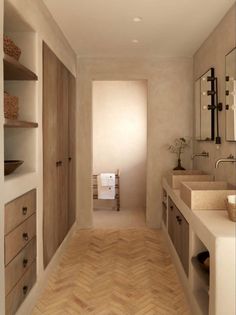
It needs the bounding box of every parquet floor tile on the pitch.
[32,229,191,315]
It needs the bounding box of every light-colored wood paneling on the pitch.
[43,43,60,267]
[5,214,36,265]
[6,261,36,315]
[33,229,190,315]
[43,42,75,267]
[57,62,69,244]
[5,189,36,235]
[5,238,36,296]
[68,73,76,228]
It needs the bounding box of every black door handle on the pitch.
[22,233,29,241]
[23,258,28,268]
[56,161,62,167]
[176,215,182,224]
[22,207,28,215]
[23,285,28,295]
[68,157,72,162]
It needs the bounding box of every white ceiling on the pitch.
[43,0,235,58]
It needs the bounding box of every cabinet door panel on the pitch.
[68,73,76,228]
[43,43,59,267]
[168,197,175,243]
[57,63,69,244]
[173,206,182,260]
[180,212,189,276]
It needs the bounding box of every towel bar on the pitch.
[92,169,120,211]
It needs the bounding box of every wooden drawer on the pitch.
[5,261,36,315]
[5,238,36,296]
[5,189,36,235]
[5,214,36,265]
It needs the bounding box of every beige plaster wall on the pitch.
[0,0,76,314]
[92,80,147,211]
[77,57,193,228]
[193,4,236,184]
[5,0,76,74]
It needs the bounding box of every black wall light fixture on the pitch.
[206,70,222,144]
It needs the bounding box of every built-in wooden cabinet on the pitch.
[168,197,189,276]
[43,43,76,267]
[4,190,37,315]
[68,73,76,228]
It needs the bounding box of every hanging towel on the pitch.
[100,173,115,186]
[97,173,115,199]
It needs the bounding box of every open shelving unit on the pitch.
[4,118,38,128]
[4,54,38,80]
[3,2,38,180]
[191,234,210,315]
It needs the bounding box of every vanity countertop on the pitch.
[163,177,236,240]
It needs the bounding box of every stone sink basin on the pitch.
[167,170,214,189]
[180,181,236,210]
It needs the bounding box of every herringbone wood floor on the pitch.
[32,229,191,315]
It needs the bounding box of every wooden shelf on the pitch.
[3,54,38,80]
[4,119,38,128]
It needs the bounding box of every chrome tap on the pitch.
[191,151,209,160]
[215,154,236,168]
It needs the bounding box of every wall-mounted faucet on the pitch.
[215,154,236,168]
[191,151,209,160]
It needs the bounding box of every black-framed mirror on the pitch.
[225,47,236,141]
[195,68,216,141]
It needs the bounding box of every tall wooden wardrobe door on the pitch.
[57,63,69,244]
[43,43,59,267]
[68,73,76,228]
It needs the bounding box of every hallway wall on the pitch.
[77,57,193,228]
[193,3,236,185]
[93,80,147,211]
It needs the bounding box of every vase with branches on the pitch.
[168,137,190,170]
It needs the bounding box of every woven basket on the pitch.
[4,92,19,120]
[226,201,236,222]
[4,35,21,60]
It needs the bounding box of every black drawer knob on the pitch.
[176,215,182,224]
[23,285,28,295]
[22,207,28,215]
[22,233,29,241]
[22,258,28,268]
[170,205,173,210]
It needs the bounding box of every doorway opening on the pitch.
[92,80,147,228]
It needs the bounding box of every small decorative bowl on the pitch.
[197,251,210,273]
[226,195,236,222]
[4,160,24,176]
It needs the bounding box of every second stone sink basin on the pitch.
[180,181,236,210]
[167,170,214,189]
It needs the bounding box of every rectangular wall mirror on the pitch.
[225,47,236,141]
[195,68,215,141]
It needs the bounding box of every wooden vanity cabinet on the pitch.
[168,197,189,276]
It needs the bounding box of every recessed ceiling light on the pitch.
[132,39,139,44]
[133,17,142,22]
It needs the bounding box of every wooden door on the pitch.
[168,197,175,243]
[179,212,189,276]
[68,73,76,228]
[173,206,182,260]
[43,43,59,267]
[57,62,69,245]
